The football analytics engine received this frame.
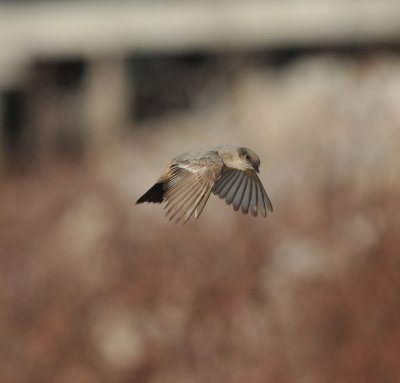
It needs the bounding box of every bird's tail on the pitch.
[136,182,165,204]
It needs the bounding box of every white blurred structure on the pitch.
[0,0,399,163]
[1,1,400,86]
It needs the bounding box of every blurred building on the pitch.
[0,0,399,166]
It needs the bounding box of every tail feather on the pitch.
[136,182,165,204]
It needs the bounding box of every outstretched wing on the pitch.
[212,169,273,217]
[163,154,223,224]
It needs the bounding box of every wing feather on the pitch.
[165,176,197,207]
[219,171,241,199]
[225,173,244,205]
[249,179,258,217]
[213,169,272,217]
[259,179,273,212]
[193,183,213,220]
[169,184,205,223]
[161,156,223,223]
[182,182,213,223]
[241,176,252,214]
[213,170,236,195]
[256,181,267,217]
[232,173,248,211]
[165,182,200,217]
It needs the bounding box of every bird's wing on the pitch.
[212,169,273,217]
[162,154,223,224]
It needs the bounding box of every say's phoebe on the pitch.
[136,145,273,224]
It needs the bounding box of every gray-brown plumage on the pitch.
[136,145,273,223]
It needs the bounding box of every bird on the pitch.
[136,145,273,224]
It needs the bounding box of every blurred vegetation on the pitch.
[1,3,400,383]
[1,49,400,383]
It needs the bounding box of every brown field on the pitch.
[1,54,400,383]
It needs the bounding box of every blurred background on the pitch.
[1,1,400,382]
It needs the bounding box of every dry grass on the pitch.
[1,53,400,383]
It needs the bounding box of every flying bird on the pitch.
[136,145,273,224]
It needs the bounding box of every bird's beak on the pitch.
[254,166,259,173]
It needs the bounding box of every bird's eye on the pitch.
[245,154,251,161]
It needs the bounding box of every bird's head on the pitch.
[218,146,261,173]
[237,147,261,173]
